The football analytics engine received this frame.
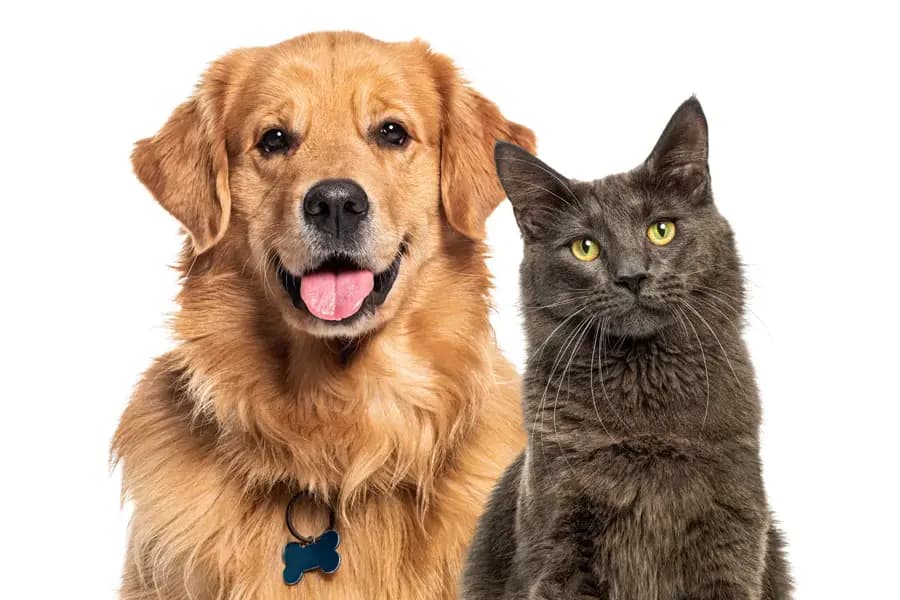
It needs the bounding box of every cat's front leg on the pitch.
[681,523,792,600]
[527,570,595,600]
[519,543,580,600]
[523,537,604,599]
[681,582,759,600]
[677,506,768,600]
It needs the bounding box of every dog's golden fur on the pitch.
[113,32,534,599]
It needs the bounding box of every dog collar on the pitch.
[282,493,342,585]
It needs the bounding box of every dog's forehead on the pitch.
[239,37,441,132]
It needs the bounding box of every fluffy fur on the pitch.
[462,99,792,599]
[113,32,534,599]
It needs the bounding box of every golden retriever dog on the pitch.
[112,31,534,599]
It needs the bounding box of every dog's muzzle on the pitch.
[276,243,405,323]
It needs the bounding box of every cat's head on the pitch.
[496,97,742,341]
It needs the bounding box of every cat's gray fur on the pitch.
[461,98,791,600]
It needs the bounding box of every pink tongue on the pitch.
[300,270,375,321]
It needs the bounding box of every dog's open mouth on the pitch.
[276,245,405,322]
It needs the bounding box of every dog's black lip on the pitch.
[275,241,407,322]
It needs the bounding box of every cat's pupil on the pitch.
[657,223,667,236]
[581,240,592,253]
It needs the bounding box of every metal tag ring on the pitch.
[285,493,336,545]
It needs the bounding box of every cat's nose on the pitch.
[615,272,648,295]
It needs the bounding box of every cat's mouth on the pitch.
[601,295,676,338]
[633,297,670,313]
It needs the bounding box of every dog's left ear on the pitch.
[430,53,536,240]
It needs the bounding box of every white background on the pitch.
[1,1,897,598]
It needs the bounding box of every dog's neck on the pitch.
[170,240,498,514]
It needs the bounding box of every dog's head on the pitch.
[133,32,534,338]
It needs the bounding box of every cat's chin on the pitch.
[605,306,672,339]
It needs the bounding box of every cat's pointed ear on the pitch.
[644,96,710,202]
[495,142,572,240]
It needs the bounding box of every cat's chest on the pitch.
[536,431,712,517]
[532,339,712,405]
[528,342,718,446]
[601,344,713,409]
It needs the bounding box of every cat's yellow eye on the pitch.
[647,220,677,246]
[570,238,601,261]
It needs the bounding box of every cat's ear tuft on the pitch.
[645,96,710,201]
[495,142,572,240]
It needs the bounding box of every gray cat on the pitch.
[462,98,792,600]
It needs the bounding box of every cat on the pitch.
[461,98,792,600]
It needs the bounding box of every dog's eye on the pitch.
[257,128,291,154]
[377,122,409,147]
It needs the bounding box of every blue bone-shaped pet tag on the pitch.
[283,529,341,585]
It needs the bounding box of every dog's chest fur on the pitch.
[116,341,522,600]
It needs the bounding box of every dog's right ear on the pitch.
[427,50,536,241]
[131,56,239,254]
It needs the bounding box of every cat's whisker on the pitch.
[690,290,753,329]
[681,300,745,393]
[520,293,600,312]
[588,318,613,440]
[678,265,733,278]
[675,304,710,442]
[553,316,595,476]
[693,287,768,335]
[599,317,632,434]
[518,287,604,302]
[690,295,745,336]
[534,315,589,482]
[522,298,620,316]
[670,304,690,339]
[532,304,592,361]
[689,289,741,315]
[681,265,760,293]
[612,329,628,353]
[691,284,744,307]
[528,306,592,479]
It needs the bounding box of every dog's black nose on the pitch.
[615,272,648,295]
[303,179,369,237]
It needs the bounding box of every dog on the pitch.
[112,31,535,599]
